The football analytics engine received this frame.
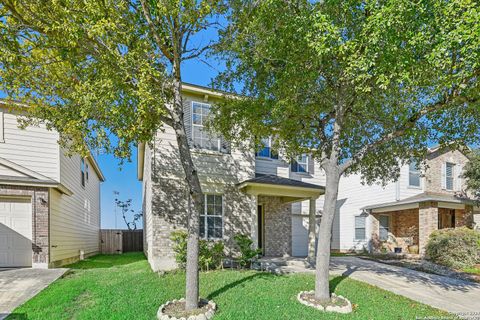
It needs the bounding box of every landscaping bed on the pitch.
[8,253,449,320]
[361,255,480,283]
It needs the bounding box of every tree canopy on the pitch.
[0,0,222,159]
[213,0,480,302]
[0,0,224,311]
[214,0,480,183]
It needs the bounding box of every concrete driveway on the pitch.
[331,257,480,315]
[0,268,66,320]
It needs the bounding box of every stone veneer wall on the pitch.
[0,185,50,267]
[148,178,254,271]
[418,201,439,255]
[391,209,419,245]
[425,149,469,194]
[259,195,292,257]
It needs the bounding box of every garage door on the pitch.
[0,198,32,267]
[292,215,309,257]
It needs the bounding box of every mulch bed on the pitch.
[299,292,349,308]
[162,300,212,318]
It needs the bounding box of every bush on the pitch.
[170,231,225,271]
[234,234,262,268]
[425,227,480,269]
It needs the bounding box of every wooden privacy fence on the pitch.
[101,229,143,254]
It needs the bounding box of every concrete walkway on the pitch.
[331,257,480,314]
[259,256,480,314]
[0,268,67,320]
[329,257,480,314]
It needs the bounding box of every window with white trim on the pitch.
[200,194,223,239]
[291,154,308,173]
[445,162,455,190]
[379,215,390,241]
[192,102,221,151]
[0,110,4,143]
[408,161,421,187]
[355,216,366,240]
[255,137,278,159]
[81,158,86,187]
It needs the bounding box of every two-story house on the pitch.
[138,84,477,271]
[0,100,105,268]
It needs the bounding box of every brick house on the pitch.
[363,147,475,254]
[137,83,478,271]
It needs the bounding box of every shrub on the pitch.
[425,227,480,269]
[170,230,225,271]
[234,234,262,268]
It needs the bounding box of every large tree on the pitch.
[213,0,480,302]
[0,0,224,310]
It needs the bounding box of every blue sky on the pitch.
[100,55,223,229]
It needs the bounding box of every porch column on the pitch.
[307,197,317,264]
[251,194,259,250]
[418,201,438,255]
[455,205,474,228]
[370,213,380,253]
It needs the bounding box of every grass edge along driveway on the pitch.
[8,253,449,320]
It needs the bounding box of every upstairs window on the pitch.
[256,137,278,159]
[0,110,4,143]
[85,162,89,182]
[192,102,221,152]
[445,162,455,190]
[355,216,366,240]
[199,194,223,240]
[291,154,309,173]
[408,161,421,187]
[81,158,86,187]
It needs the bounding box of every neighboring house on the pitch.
[138,83,477,271]
[0,100,105,268]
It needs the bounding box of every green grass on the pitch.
[463,267,480,275]
[8,253,448,320]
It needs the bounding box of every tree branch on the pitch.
[138,0,174,62]
[340,94,480,173]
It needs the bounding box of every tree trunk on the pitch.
[307,197,316,265]
[314,165,341,302]
[170,76,203,310]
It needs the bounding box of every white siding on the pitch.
[142,143,153,260]
[474,213,480,230]
[0,108,60,180]
[153,93,255,188]
[49,153,101,263]
[0,163,28,177]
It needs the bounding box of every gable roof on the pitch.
[238,174,325,191]
[361,192,475,212]
[0,99,105,182]
[0,157,73,195]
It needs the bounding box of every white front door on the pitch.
[0,198,32,267]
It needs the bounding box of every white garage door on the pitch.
[292,215,309,257]
[0,198,32,267]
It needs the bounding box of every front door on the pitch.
[257,205,265,255]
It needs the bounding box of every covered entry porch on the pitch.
[364,192,475,255]
[237,174,324,257]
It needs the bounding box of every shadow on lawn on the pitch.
[207,272,275,300]
[3,313,27,320]
[65,252,146,270]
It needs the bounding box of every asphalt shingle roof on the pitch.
[361,192,475,211]
[239,174,325,190]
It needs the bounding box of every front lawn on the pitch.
[9,253,448,320]
[463,267,480,275]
